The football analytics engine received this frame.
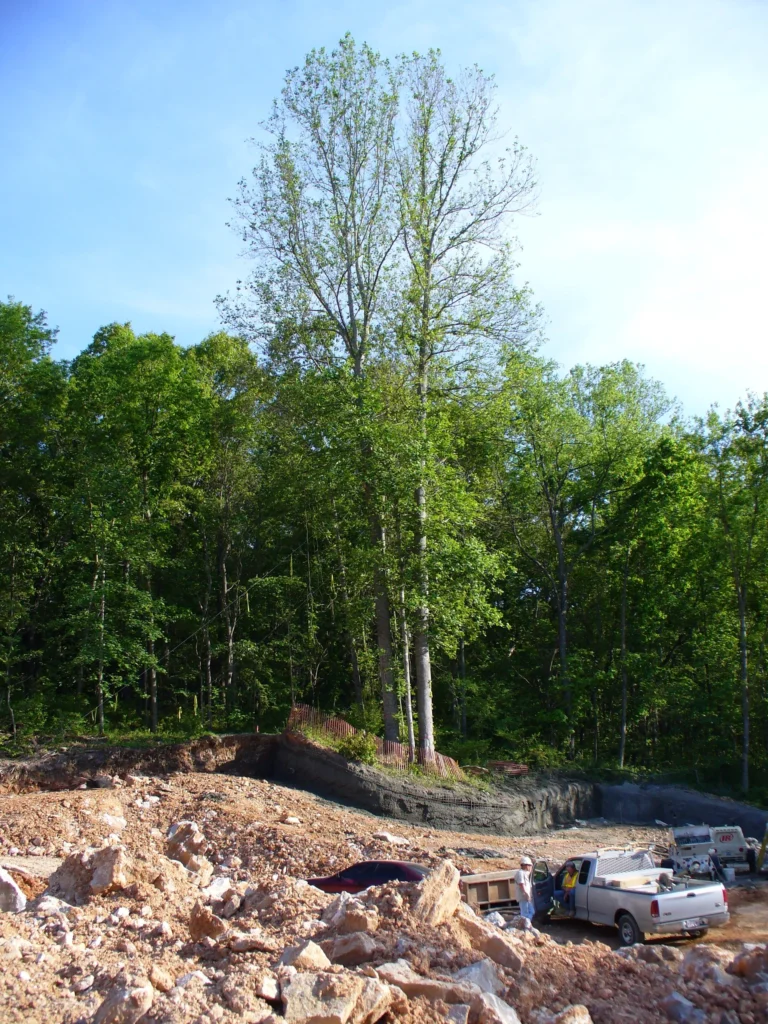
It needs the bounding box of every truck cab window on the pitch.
[578,859,591,884]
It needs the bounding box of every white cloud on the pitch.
[482,0,768,414]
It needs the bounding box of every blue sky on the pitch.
[2,0,766,415]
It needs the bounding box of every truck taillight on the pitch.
[650,899,660,919]
[722,887,728,906]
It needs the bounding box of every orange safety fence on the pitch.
[286,703,465,780]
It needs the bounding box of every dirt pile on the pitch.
[0,770,765,1024]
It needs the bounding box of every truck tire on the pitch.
[746,849,757,874]
[617,913,643,946]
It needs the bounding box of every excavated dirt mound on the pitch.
[0,768,766,1024]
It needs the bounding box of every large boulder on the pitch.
[727,944,768,984]
[92,977,153,1024]
[413,859,461,927]
[475,992,522,1024]
[455,903,524,972]
[331,932,378,966]
[48,845,190,904]
[90,846,133,895]
[453,958,505,996]
[166,820,213,882]
[323,893,379,934]
[279,940,332,971]
[0,867,27,913]
[189,900,227,942]
[281,970,364,1024]
[166,820,207,862]
[376,960,478,1004]
[660,991,706,1024]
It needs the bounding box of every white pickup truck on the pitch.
[531,848,730,946]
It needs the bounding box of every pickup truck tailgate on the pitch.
[656,887,725,925]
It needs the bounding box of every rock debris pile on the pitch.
[0,770,765,1024]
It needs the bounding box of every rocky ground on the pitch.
[0,768,766,1024]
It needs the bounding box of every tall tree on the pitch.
[394,52,536,758]
[222,34,403,739]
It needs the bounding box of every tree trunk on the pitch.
[399,584,416,761]
[218,536,236,712]
[333,505,364,709]
[144,575,157,733]
[414,358,435,761]
[738,585,750,792]
[374,563,399,740]
[459,638,467,739]
[96,565,106,736]
[555,534,572,756]
[619,547,630,768]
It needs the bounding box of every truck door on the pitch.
[574,858,592,920]
[532,860,554,913]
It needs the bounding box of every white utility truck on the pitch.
[530,848,730,945]
[660,825,759,877]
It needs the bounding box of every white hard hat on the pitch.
[520,856,533,866]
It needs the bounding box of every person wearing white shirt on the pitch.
[514,855,534,921]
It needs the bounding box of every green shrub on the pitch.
[337,731,378,765]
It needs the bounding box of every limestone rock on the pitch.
[281,970,365,1024]
[102,813,127,832]
[376,960,477,1004]
[455,903,524,972]
[475,992,522,1024]
[553,1007,593,1024]
[255,972,280,1002]
[680,945,733,983]
[447,1007,471,1024]
[189,900,227,941]
[372,831,409,846]
[332,932,378,966]
[92,978,154,1024]
[231,930,280,953]
[166,820,212,882]
[0,867,27,913]
[149,964,174,993]
[413,859,461,927]
[352,977,393,1024]
[322,893,378,934]
[727,944,768,983]
[660,991,706,1024]
[453,958,505,996]
[279,939,332,971]
[90,846,132,895]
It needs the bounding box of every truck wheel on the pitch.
[746,849,757,874]
[617,913,643,946]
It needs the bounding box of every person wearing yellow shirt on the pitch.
[555,860,578,917]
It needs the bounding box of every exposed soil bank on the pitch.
[0,733,595,835]
[272,733,595,834]
[0,733,277,793]
[2,734,765,839]
[596,782,768,837]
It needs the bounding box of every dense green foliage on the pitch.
[3,294,767,796]
[2,39,766,798]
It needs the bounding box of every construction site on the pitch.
[0,726,766,1024]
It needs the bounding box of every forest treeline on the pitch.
[2,38,767,796]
